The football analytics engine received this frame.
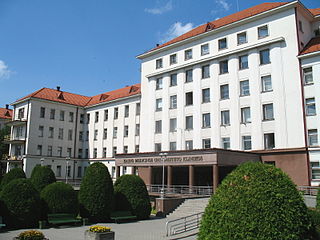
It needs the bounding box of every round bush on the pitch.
[30,165,56,192]
[0,168,26,191]
[78,162,114,222]
[198,162,314,240]
[41,182,78,215]
[114,175,151,220]
[0,178,41,228]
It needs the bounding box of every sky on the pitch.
[0,0,318,107]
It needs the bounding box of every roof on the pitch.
[309,8,320,16]
[14,84,141,107]
[0,108,12,120]
[300,36,320,56]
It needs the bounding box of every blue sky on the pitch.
[0,0,318,107]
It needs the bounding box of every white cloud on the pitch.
[160,22,194,43]
[145,1,173,15]
[215,0,231,11]
[0,60,11,80]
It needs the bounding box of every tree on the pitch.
[78,162,114,222]
[0,126,10,160]
[30,165,56,192]
[0,167,26,191]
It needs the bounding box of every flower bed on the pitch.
[89,226,111,233]
[15,230,47,240]
[85,226,114,240]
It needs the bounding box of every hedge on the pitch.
[30,165,56,192]
[0,168,26,191]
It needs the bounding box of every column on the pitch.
[167,166,173,186]
[131,166,136,175]
[189,165,194,189]
[213,164,219,193]
[116,166,120,179]
[147,166,153,185]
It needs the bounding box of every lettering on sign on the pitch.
[123,156,204,164]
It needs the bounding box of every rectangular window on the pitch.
[261,75,272,92]
[113,147,117,157]
[222,137,230,149]
[185,49,192,60]
[68,129,73,141]
[56,166,62,177]
[94,130,98,140]
[156,58,163,69]
[308,129,318,146]
[40,107,45,118]
[79,131,83,141]
[237,32,247,45]
[299,20,303,32]
[39,126,44,137]
[203,139,211,149]
[306,98,316,116]
[18,108,25,119]
[58,128,63,140]
[111,167,116,178]
[170,95,177,109]
[201,43,209,56]
[136,103,140,115]
[186,69,193,82]
[155,143,162,152]
[156,98,163,111]
[60,110,65,121]
[93,148,97,158]
[242,136,252,150]
[260,49,270,65]
[170,142,177,151]
[241,107,251,123]
[170,73,177,86]
[185,92,193,106]
[85,149,89,158]
[47,146,52,157]
[186,116,193,130]
[78,149,83,159]
[135,145,139,153]
[185,140,193,150]
[104,109,108,121]
[170,54,177,65]
[156,77,163,90]
[69,112,74,122]
[124,125,129,137]
[202,88,210,103]
[113,127,118,138]
[95,112,99,123]
[50,109,55,120]
[311,162,320,180]
[218,38,227,50]
[77,166,82,178]
[87,113,90,124]
[80,114,84,124]
[57,146,62,157]
[114,107,119,119]
[103,128,108,139]
[123,146,128,154]
[303,67,313,85]
[67,148,72,157]
[263,103,274,121]
[221,110,230,126]
[37,145,42,155]
[258,25,269,38]
[240,80,250,96]
[202,113,211,128]
[219,60,228,74]
[202,65,210,78]
[49,127,54,138]
[86,131,89,141]
[155,120,162,133]
[220,84,229,100]
[264,133,275,149]
[239,55,248,69]
[170,118,177,132]
[135,124,140,136]
[124,105,129,118]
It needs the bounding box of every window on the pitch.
[94,130,98,140]
[39,126,44,137]
[170,54,177,65]
[40,107,45,118]
[308,129,318,146]
[60,110,65,121]
[78,149,83,159]
[135,145,140,153]
[123,146,128,154]
[68,129,73,141]
[219,60,228,74]
[306,98,316,116]
[242,136,252,150]
[67,166,71,177]
[170,118,177,132]
[299,20,303,32]
[95,112,99,123]
[113,147,117,157]
[170,74,177,86]
[67,148,72,157]
[77,166,82,178]
[135,124,140,136]
[259,49,270,65]
[93,148,97,158]
[185,140,193,150]
[86,113,90,123]
[85,149,89,158]
[47,146,52,157]
[69,112,74,122]
[136,103,140,115]
[124,125,129,137]
[263,103,274,121]
[156,78,162,90]
[16,126,23,137]
[56,166,62,177]
[156,58,163,69]
[258,25,269,38]
[240,80,250,96]
[303,67,313,84]
[185,92,193,106]
[104,110,108,121]
[186,116,193,130]
[202,113,211,128]
[114,107,119,119]
[103,128,108,139]
[202,88,210,103]
[49,127,54,138]
[170,142,177,151]
[261,75,272,92]
[220,84,229,100]
[18,108,24,119]
[86,131,89,141]
[79,131,83,141]
[37,145,42,155]
[124,105,129,117]
[203,139,211,149]
[222,137,230,149]
[241,107,251,123]
[239,55,248,69]
[264,133,275,149]
[201,43,209,55]
[218,38,227,50]
[57,146,62,157]
[50,109,55,120]
[58,128,63,140]
[111,167,116,178]
[185,69,193,82]
[311,162,320,180]
[202,65,210,78]
[156,98,163,111]
[155,143,162,152]
[155,120,162,133]
[113,127,118,138]
[237,32,247,45]
[170,95,177,109]
[80,114,84,124]
[185,49,192,60]
[221,110,230,126]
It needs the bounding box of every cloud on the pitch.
[0,60,11,80]
[145,1,173,15]
[160,22,194,43]
[215,0,231,11]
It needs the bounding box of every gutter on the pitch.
[298,51,320,59]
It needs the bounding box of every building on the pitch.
[0,105,12,130]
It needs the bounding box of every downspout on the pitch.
[72,107,79,181]
[24,100,30,156]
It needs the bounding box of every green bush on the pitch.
[41,182,78,215]
[30,165,56,192]
[78,162,114,222]
[0,168,26,191]
[198,162,315,240]
[0,178,41,228]
[114,175,151,220]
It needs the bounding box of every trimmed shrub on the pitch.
[198,162,314,240]
[0,167,26,191]
[30,165,56,192]
[0,178,41,228]
[114,175,151,220]
[78,162,114,222]
[41,182,78,215]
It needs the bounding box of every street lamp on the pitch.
[40,158,45,166]
[65,157,70,184]
[159,152,168,199]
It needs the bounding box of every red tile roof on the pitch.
[300,36,320,56]
[309,8,320,16]
[0,108,12,120]
[14,84,141,107]
[148,2,289,53]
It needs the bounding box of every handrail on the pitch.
[297,186,319,196]
[166,212,204,237]
[146,184,213,196]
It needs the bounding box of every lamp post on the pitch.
[40,158,45,166]
[66,157,70,184]
[159,152,168,199]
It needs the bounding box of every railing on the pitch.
[166,212,204,237]
[146,184,213,196]
[58,179,82,188]
[298,186,319,196]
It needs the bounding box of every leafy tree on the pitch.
[0,126,10,160]
[0,167,26,191]
[30,165,56,192]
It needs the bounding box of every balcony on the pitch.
[3,135,25,144]
[5,119,27,127]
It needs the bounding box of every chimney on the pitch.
[56,86,61,91]
[156,44,160,47]
[5,104,9,109]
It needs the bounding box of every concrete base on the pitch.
[155,197,185,217]
[84,230,115,240]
